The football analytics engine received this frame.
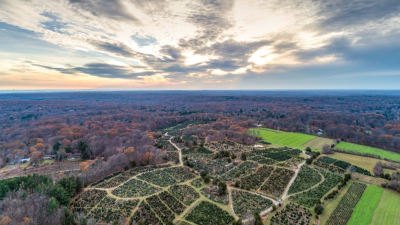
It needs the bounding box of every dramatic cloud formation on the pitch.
[1,0,400,90]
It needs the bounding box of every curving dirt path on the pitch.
[228,188,239,220]
[281,161,305,201]
[169,136,183,166]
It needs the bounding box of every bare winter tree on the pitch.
[373,162,383,176]
[322,144,333,154]
[0,191,63,225]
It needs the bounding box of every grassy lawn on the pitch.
[249,128,316,149]
[347,185,383,225]
[371,189,400,225]
[334,142,400,161]
[301,137,335,151]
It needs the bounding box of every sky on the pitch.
[1,0,400,90]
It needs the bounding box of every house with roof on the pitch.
[20,156,31,163]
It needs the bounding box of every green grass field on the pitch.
[334,142,400,161]
[371,189,400,225]
[347,186,383,225]
[249,128,316,148]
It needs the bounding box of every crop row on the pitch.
[189,158,233,176]
[137,169,178,187]
[125,164,171,177]
[169,184,200,206]
[205,141,252,152]
[260,168,295,197]
[220,161,257,181]
[146,195,175,224]
[270,203,312,225]
[239,166,274,190]
[314,160,345,174]
[132,201,162,225]
[190,178,204,188]
[333,160,352,169]
[289,169,342,207]
[200,187,229,205]
[166,152,179,163]
[264,152,292,161]
[158,191,186,215]
[318,156,337,164]
[185,201,234,225]
[288,165,322,194]
[111,178,161,198]
[163,167,196,182]
[352,165,372,176]
[325,182,367,225]
[88,198,139,223]
[250,155,277,165]
[70,189,107,208]
[93,174,131,188]
[232,190,273,216]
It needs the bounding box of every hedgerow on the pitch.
[333,160,352,169]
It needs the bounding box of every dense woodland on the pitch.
[1,91,400,167]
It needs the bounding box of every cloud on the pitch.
[67,0,140,23]
[179,0,234,49]
[34,62,155,79]
[314,0,400,32]
[89,40,138,58]
[1,0,400,89]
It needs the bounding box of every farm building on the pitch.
[20,156,30,163]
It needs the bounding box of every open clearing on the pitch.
[250,128,316,148]
[347,185,383,225]
[301,137,334,150]
[334,142,400,161]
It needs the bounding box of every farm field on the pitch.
[288,165,322,194]
[348,185,400,225]
[334,142,400,161]
[347,185,383,225]
[302,137,335,150]
[329,152,398,174]
[370,189,400,225]
[325,182,367,225]
[69,123,400,225]
[249,128,316,148]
